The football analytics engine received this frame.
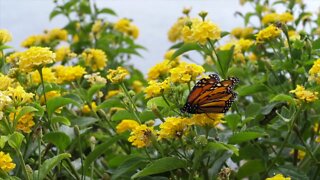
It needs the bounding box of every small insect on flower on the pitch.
[181,74,239,114]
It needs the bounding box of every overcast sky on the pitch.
[1,0,319,73]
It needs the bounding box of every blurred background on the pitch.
[1,0,319,73]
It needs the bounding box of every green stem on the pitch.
[38,68,50,122]
[207,39,225,78]
[16,148,30,180]
[120,83,142,123]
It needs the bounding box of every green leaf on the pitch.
[276,165,309,180]
[111,110,136,121]
[132,157,187,178]
[96,99,125,110]
[270,94,295,105]
[147,97,172,109]
[112,156,147,179]
[171,43,201,60]
[87,84,105,102]
[312,38,320,50]
[70,117,98,127]
[228,131,267,144]
[49,9,62,20]
[217,48,234,78]
[83,136,121,172]
[207,142,239,156]
[47,97,79,118]
[79,0,91,14]
[99,8,117,16]
[51,116,71,126]
[0,136,8,148]
[0,45,12,51]
[33,153,71,180]
[140,111,156,122]
[237,84,267,97]
[224,114,241,131]
[237,159,265,179]
[8,132,24,149]
[43,132,71,151]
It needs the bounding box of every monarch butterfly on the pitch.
[181,74,239,114]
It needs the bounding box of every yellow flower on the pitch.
[18,47,55,73]
[54,65,86,84]
[265,174,291,180]
[116,119,140,133]
[107,67,129,83]
[114,18,139,39]
[0,74,14,91]
[55,46,75,62]
[132,80,144,93]
[40,90,61,105]
[168,17,187,42]
[82,102,97,114]
[248,53,258,62]
[190,113,224,127]
[262,12,294,24]
[169,62,204,83]
[220,39,254,63]
[92,19,104,34]
[6,52,21,65]
[144,79,170,99]
[21,35,45,48]
[9,107,35,133]
[289,149,306,160]
[148,60,173,80]
[308,59,320,84]
[84,72,107,85]
[0,91,12,112]
[256,24,281,43]
[231,27,254,39]
[158,117,192,140]
[82,49,108,71]
[128,124,155,148]
[0,151,16,172]
[0,29,12,44]
[314,123,319,134]
[287,30,300,41]
[289,85,318,102]
[30,67,56,84]
[182,18,221,45]
[45,28,68,42]
[105,90,121,99]
[5,86,34,105]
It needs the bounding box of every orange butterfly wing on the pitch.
[181,75,238,114]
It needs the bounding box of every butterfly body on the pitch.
[181,74,239,114]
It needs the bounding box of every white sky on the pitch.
[1,0,319,73]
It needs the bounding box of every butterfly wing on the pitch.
[181,75,238,114]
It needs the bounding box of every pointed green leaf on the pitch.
[47,97,79,118]
[237,84,267,97]
[87,84,105,102]
[111,110,135,121]
[207,142,239,156]
[8,132,24,149]
[147,97,172,109]
[237,159,265,179]
[132,157,187,178]
[43,132,71,151]
[270,94,295,105]
[96,99,125,110]
[216,48,234,78]
[228,131,267,144]
[51,116,71,126]
[171,43,201,60]
[99,8,117,16]
[33,153,71,180]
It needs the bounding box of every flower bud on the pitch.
[194,135,208,146]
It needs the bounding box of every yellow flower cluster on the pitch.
[132,80,144,93]
[191,113,224,127]
[0,74,14,91]
[144,79,170,99]
[55,46,76,62]
[30,67,57,84]
[40,90,61,105]
[84,72,107,85]
[116,119,140,133]
[169,61,205,83]
[220,39,254,62]
[92,19,104,34]
[128,124,155,148]
[82,49,108,71]
[0,29,12,44]
[18,47,55,72]
[0,151,16,172]
[9,108,35,133]
[256,24,281,43]
[308,59,320,84]
[168,17,187,42]
[182,18,221,44]
[265,174,291,180]
[54,65,86,84]
[262,12,294,24]
[231,27,254,39]
[107,66,129,83]
[114,18,139,39]
[0,92,12,118]
[82,102,97,114]
[289,85,318,102]
[5,86,34,105]
[158,117,192,140]
[148,60,177,80]
[21,28,68,47]
[6,52,21,65]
